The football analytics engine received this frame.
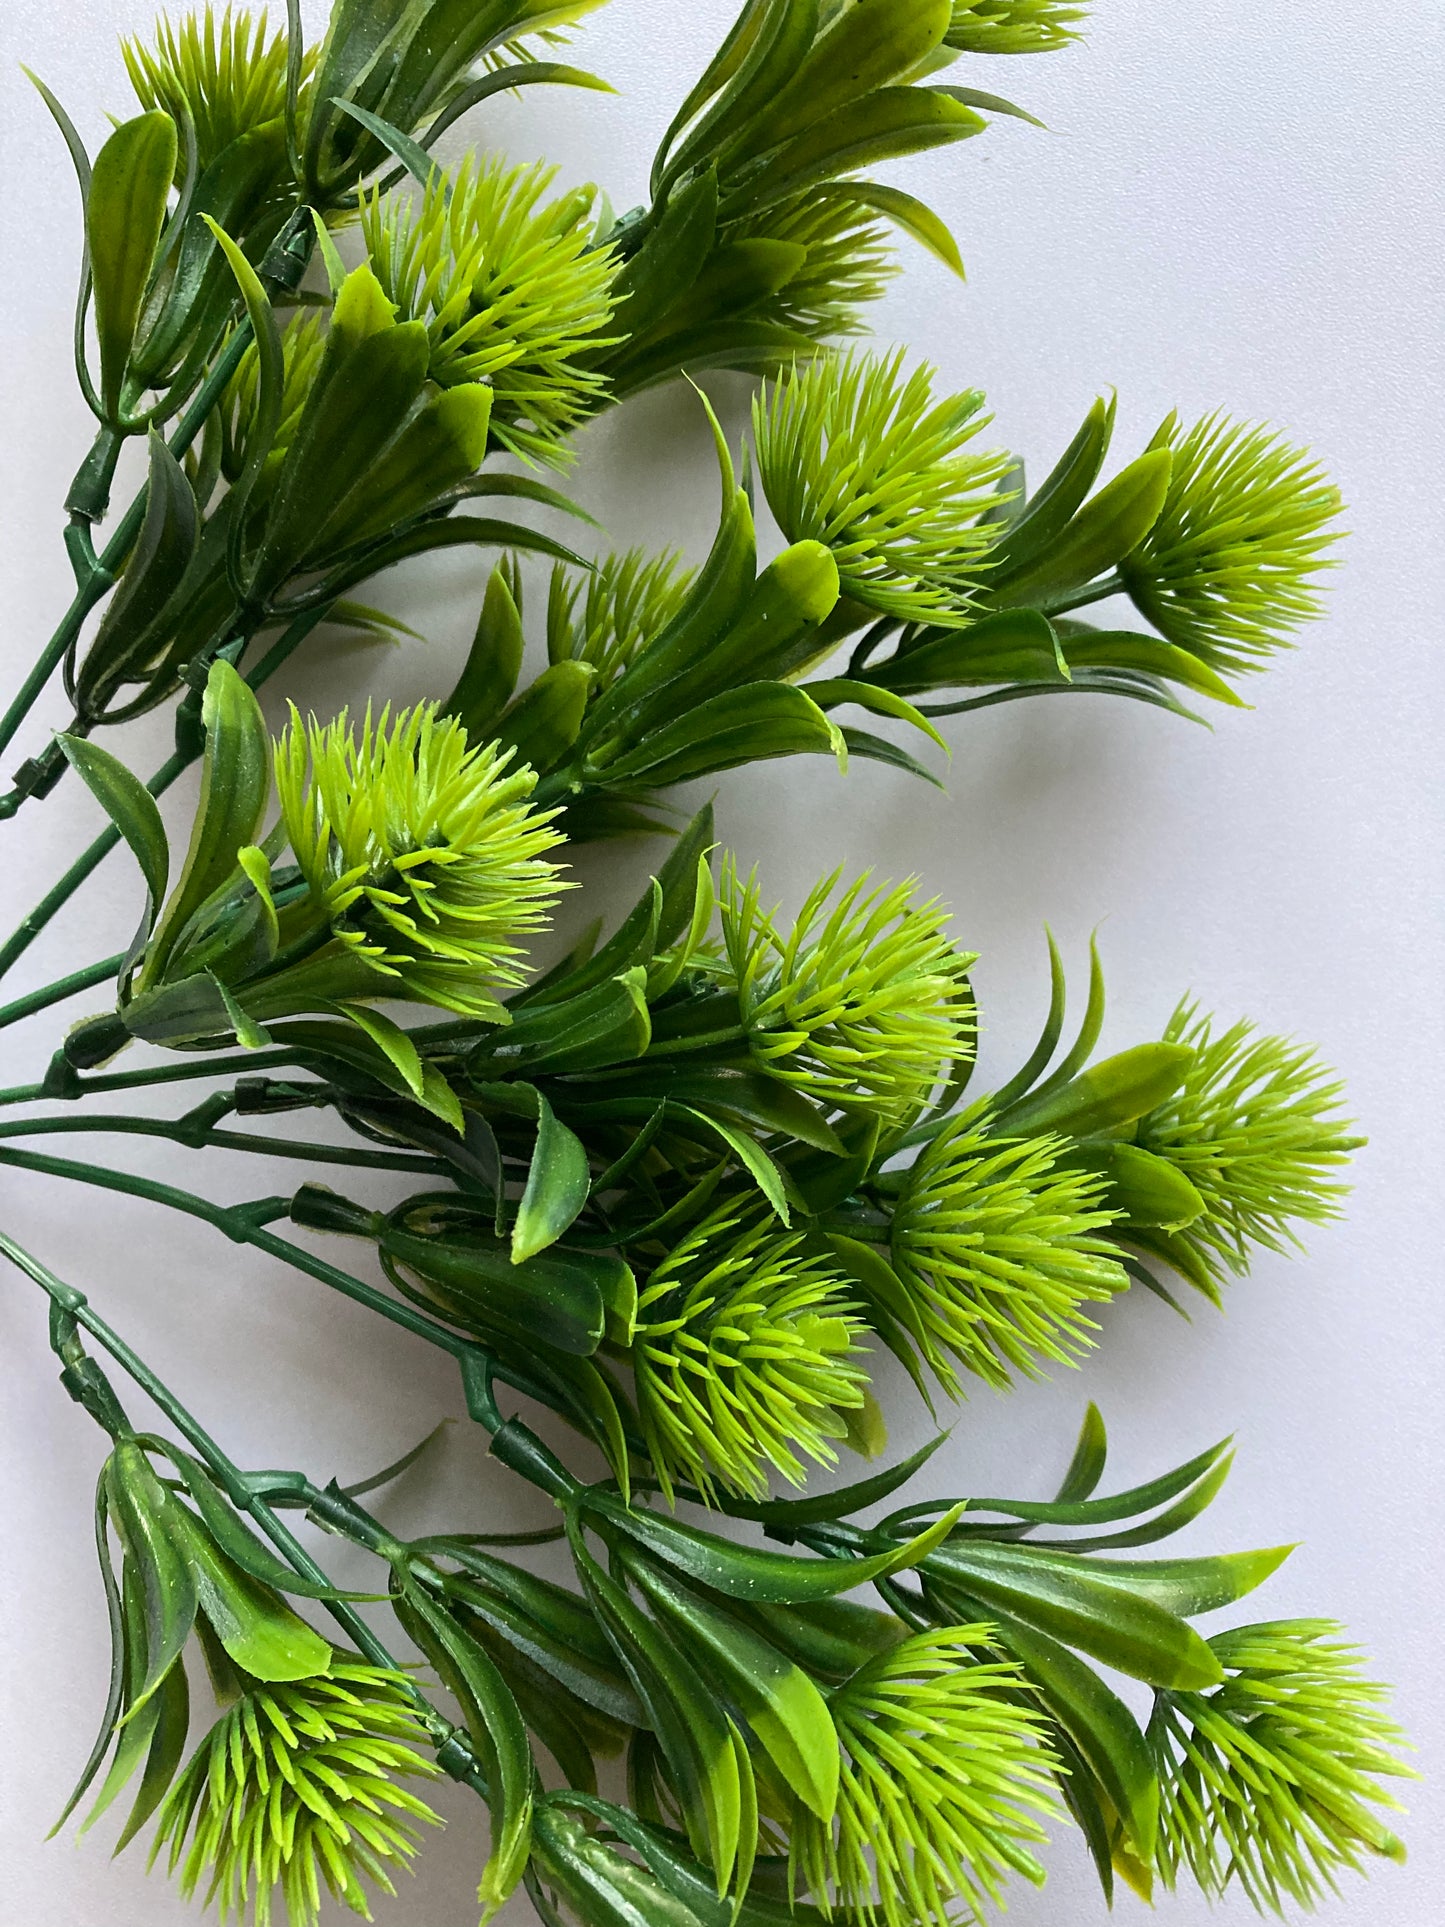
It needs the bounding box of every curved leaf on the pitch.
[88,112,177,416]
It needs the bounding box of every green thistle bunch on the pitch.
[123,8,302,173]
[151,1661,442,1927]
[632,1206,870,1504]
[274,701,567,1018]
[790,1627,1059,1927]
[755,351,1010,625]
[720,866,974,1124]
[1135,1003,1364,1288]
[947,1,1088,55]
[361,157,617,463]
[1150,1622,1411,1910]
[1120,413,1345,671]
[891,1122,1129,1391]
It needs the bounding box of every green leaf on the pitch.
[803,677,949,749]
[51,1483,129,1833]
[586,1494,965,1605]
[330,98,445,191]
[514,1093,593,1262]
[493,660,595,775]
[988,396,1117,582]
[384,1225,607,1359]
[177,1516,333,1681]
[968,1602,1160,1861]
[104,1443,197,1714]
[612,167,718,329]
[1056,1403,1109,1503]
[342,1005,464,1132]
[569,1066,844,1155]
[872,609,1067,692]
[482,972,653,1076]
[328,382,494,550]
[1056,625,1246,706]
[445,565,526,735]
[821,180,964,276]
[442,1578,645,1729]
[920,1539,1225,1690]
[678,1105,791,1223]
[58,735,169,916]
[77,432,199,717]
[711,1431,949,1528]
[398,1591,534,1919]
[727,88,986,219]
[596,682,844,786]
[162,1450,352,1601]
[993,1042,1195,1139]
[87,112,177,417]
[759,0,953,151]
[933,84,1045,128]
[111,1641,189,1851]
[991,449,1174,608]
[568,1514,747,1890]
[143,660,269,985]
[968,1436,1233,1527]
[1061,1139,1205,1230]
[1048,1544,1294,1616]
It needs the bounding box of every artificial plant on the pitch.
[1,3,1409,1925]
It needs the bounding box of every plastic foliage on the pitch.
[0,5,1406,1927]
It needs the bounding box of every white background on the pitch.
[1,3,1442,1923]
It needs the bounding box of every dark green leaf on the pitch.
[87,112,177,417]
[104,1443,198,1713]
[514,1093,592,1262]
[59,735,169,916]
[445,564,526,736]
[706,1430,948,1528]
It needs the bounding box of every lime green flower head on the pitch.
[790,1627,1059,1927]
[151,1659,442,1927]
[123,7,310,175]
[275,702,567,1018]
[891,1121,1128,1393]
[361,155,617,465]
[755,349,1010,625]
[1120,413,1345,672]
[1150,1621,1412,1911]
[1136,1003,1363,1289]
[721,864,975,1125]
[633,1205,870,1505]
[947,1,1088,55]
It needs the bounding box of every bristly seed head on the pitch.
[946,1,1089,56]
[720,863,975,1126]
[891,1121,1128,1393]
[149,1658,442,1927]
[754,349,1012,625]
[790,1627,1060,1927]
[633,1205,870,1505]
[1136,1003,1363,1288]
[275,703,567,1019]
[360,155,618,466]
[1150,1620,1412,1913]
[1120,412,1345,672]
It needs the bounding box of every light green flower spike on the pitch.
[754,349,1011,625]
[274,703,567,1018]
[947,1,1089,55]
[633,1205,870,1505]
[1120,413,1345,671]
[123,6,311,173]
[790,1627,1059,1927]
[720,864,975,1125]
[891,1121,1128,1391]
[361,155,618,464]
[149,1659,442,1927]
[1150,1621,1413,1912]
[1136,1003,1364,1287]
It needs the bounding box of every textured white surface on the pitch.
[1,3,1442,1923]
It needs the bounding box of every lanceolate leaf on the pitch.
[58,736,169,915]
[87,111,177,417]
[513,1094,593,1262]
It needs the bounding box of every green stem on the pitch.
[0,1111,449,1175]
[0,603,334,987]
[0,1225,482,1769]
[0,953,123,1031]
[0,327,257,772]
[0,1047,303,1110]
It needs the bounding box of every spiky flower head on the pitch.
[730,196,897,342]
[755,350,1010,625]
[791,1627,1058,1927]
[124,8,310,174]
[1135,1003,1362,1288]
[546,547,696,691]
[275,704,567,1018]
[1119,413,1345,672]
[1149,1621,1411,1912]
[633,1204,870,1505]
[946,1,1088,55]
[891,1122,1128,1392]
[150,1659,442,1927]
[361,156,617,465]
[720,865,974,1125]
